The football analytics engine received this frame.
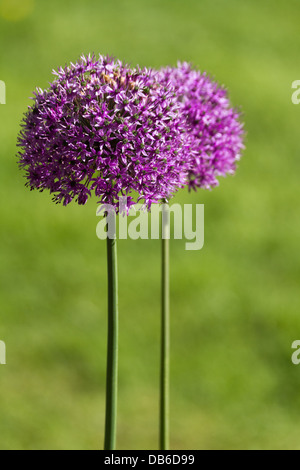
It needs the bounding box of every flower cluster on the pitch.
[158,62,244,190]
[18,56,244,209]
[18,55,191,211]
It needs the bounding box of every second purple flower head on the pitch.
[158,62,245,191]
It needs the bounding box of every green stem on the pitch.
[104,235,119,450]
[160,204,170,450]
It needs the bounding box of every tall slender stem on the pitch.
[104,235,119,450]
[160,203,170,450]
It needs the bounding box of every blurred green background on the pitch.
[0,0,300,450]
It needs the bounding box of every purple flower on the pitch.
[18,55,191,211]
[158,62,245,190]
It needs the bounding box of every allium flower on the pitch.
[158,62,244,190]
[18,55,191,211]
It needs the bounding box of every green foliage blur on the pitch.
[0,0,300,450]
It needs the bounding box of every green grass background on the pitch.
[1,0,300,450]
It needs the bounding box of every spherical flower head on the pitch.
[18,55,191,211]
[158,62,245,190]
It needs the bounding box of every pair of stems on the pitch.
[104,205,170,450]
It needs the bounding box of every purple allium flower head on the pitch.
[158,62,245,190]
[18,55,191,211]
